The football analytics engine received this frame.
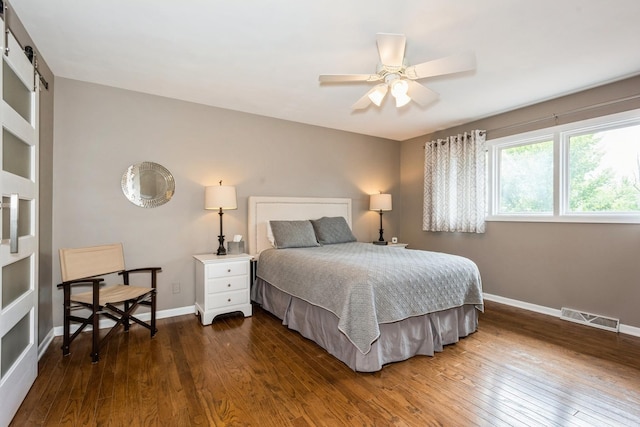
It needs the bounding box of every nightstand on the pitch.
[387,243,408,248]
[372,242,408,248]
[194,253,253,325]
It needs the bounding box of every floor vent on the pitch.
[560,307,619,332]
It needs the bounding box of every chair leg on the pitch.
[123,301,130,332]
[91,316,100,363]
[62,286,71,357]
[151,289,157,337]
[91,281,100,363]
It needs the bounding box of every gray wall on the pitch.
[45,54,640,333]
[400,75,640,329]
[52,78,400,327]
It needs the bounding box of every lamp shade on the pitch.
[205,185,237,210]
[370,193,392,211]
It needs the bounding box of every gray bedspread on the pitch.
[256,242,483,355]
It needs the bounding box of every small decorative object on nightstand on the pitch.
[388,237,407,247]
[194,253,252,325]
[370,192,392,245]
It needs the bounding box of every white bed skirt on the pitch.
[252,278,479,372]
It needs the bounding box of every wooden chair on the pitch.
[57,243,161,363]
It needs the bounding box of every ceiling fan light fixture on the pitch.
[394,93,411,107]
[390,79,408,97]
[320,33,475,111]
[368,85,388,106]
[389,78,410,107]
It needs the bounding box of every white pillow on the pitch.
[266,222,276,247]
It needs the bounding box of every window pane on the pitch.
[1,312,31,378]
[3,127,32,179]
[2,59,32,123]
[499,140,554,213]
[568,124,640,213]
[2,255,32,309]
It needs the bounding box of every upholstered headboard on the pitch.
[247,196,352,256]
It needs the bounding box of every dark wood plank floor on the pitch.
[11,301,640,426]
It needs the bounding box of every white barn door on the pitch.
[0,19,39,427]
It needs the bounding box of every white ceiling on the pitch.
[11,0,640,141]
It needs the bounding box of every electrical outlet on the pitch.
[172,282,181,294]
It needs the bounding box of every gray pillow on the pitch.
[310,216,356,244]
[269,220,320,249]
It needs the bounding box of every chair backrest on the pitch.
[60,243,126,282]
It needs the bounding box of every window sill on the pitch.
[486,214,640,224]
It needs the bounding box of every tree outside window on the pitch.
[569,126,640,213]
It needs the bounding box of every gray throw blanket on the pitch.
[257,242,483,354]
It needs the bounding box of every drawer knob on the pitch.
[228,298,231,302]
[227,269,231,273]
[227,283,231,287]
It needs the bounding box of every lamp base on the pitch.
[372,241,388,245]
[216,234,227,256]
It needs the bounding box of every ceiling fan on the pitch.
[319,33,476,110]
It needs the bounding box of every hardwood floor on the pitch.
[11,301,640,426]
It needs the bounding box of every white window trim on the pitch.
[487,108,640,224]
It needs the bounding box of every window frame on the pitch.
[487,108,640,224]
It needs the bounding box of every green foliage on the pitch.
[499,133,640,213]
[499,140,553,213]
[569,134,640,212]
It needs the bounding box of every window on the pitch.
[566,125,640,214]
[498,138,554,214]
[488,109,640,223]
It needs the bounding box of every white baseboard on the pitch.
[483,293,640,338]
[51,305,196,337]
[38,328,55,361]
[619,323,640,337]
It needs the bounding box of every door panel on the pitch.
[0,18,38,427]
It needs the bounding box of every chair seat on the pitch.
[71,284,153,306]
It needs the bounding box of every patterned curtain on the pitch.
[423,130,486,233]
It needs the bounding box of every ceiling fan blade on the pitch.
[376,33,406,67]
[352,84,388,110]
[319,74,380,83]
[406,80,439,107]
[405,52,476,80]
[351,93,372,110]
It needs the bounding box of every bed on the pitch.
[248,196,483,372]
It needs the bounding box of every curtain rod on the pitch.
[423,130,485,147]
[485,92,640,135]
[423,92,640,148]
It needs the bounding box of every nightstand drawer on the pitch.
[207,290,249,309]
[206,261,248,278]
[207,275,248,294]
